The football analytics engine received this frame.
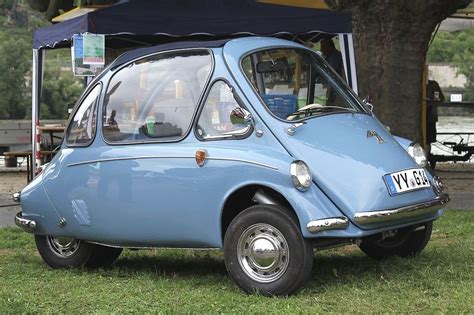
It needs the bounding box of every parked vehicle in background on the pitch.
[14,37,449,296]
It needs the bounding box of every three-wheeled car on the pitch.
[14,37,449,296]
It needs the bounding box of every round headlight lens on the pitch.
[407,143,427,167]
[290,160,312,191]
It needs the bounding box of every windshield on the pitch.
[241,48,366,121]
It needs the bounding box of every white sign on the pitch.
[450,94,462,102]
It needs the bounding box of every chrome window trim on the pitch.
[66,155,278,170]
[65,82,103,148]
[354,193,450,225]
[194,78,254,142]
[100,48,216,146]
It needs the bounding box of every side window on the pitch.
[196,81,251,140]
[102,50,212,143]
[66,84,101,146]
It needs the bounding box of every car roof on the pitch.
[110,38,231,70]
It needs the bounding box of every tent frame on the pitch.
[30,0,358,177]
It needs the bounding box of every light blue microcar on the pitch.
[15,37,449,296]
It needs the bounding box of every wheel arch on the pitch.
[220,184,301,241]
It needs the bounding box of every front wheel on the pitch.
[358,222,433,260]
[223,205,313,296]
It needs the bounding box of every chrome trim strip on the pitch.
[67,156,278,170]
[206,157,278,170]
[354,193,450,225]
[67,156,192,167]
[15,212,36,230]
[307,217,349,233]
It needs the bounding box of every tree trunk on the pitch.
[325,0,470,144]
[45,0,61,21]
[26,0,49,12]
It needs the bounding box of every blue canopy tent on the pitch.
[31,0,357,175]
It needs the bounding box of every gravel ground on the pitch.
[0,163,473,228]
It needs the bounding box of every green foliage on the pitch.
[0,1,83,119]
[40,53,83,119]
[0,0,15,10]
[427,29,474,101]
[0,30,30,119]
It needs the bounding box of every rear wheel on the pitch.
[35,236,122,268]
[358,222,433,260]
[35,235,93,268]
[223,205,313,296]
[86,245,123,268]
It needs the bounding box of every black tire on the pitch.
[35,235,93,268]
[358,222,433,260]
[223,204,313,296]
[86,245,123,268]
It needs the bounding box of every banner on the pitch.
[71,34,103,76]
[83,34,105,65]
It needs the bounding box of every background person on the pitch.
[320,38,344,77]
[426,79,445,159]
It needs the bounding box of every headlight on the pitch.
[407,143,427,167]
[290,160,312,191]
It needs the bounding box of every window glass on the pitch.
[242,48,364,121]
[66,84,100,146]
[103,50,212,142]
[196,81,251,140]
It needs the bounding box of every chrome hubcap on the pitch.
[237,223,289,283]
[47,236,80,258]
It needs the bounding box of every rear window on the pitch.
[102,50,212,143]
[66,84,101,146]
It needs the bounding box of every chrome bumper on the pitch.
[15,212,36,231]
[354,193,450,225]
[307,217,349,233]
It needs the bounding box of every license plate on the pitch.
[384,168,430,196]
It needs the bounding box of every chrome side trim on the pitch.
[354,193,450,225]
[67,156,192,167]
[206,157,278,170]
[307,217,349,233]
[15,212,36,230]
[67,156,278,170]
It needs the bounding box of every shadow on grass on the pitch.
[111,250,229,278]
[87,245,434,289]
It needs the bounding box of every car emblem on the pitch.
[367,130,385,144]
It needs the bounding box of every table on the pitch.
[37,125,65,161]
[3,151,33,182]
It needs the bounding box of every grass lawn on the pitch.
[0,211,472,313]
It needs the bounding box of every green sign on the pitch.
[83,33,105,65]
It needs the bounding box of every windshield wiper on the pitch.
[288,106,354,119]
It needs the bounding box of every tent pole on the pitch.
[346,34,358,95]
[338,33,349,82]
[31,49,43,178]
[338,33,358,95]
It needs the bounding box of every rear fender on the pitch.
[20,174,73,237]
